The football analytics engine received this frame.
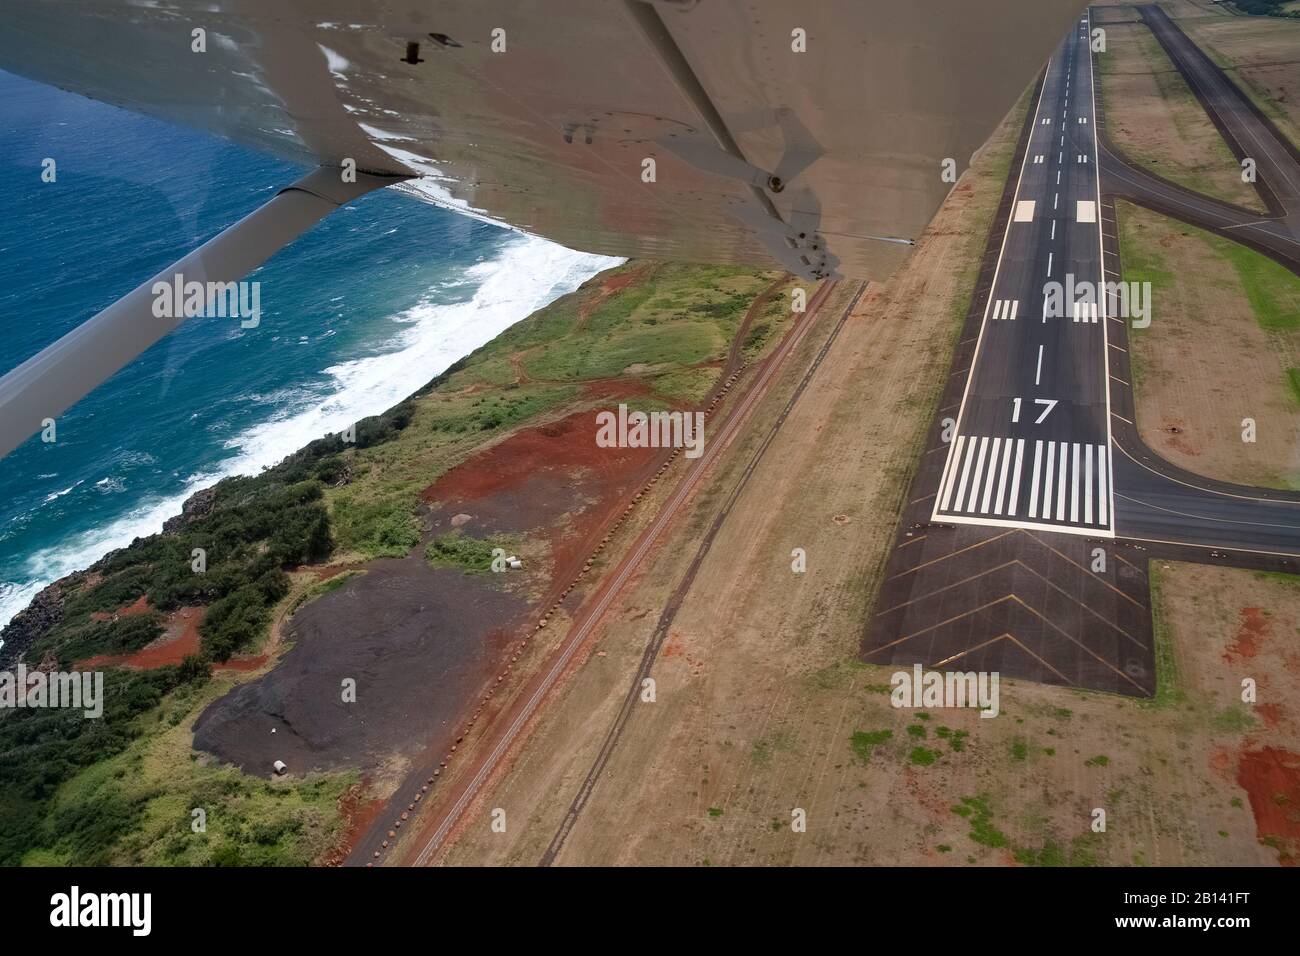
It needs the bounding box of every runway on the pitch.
[863,7,1300,697]
[934,14,1114,537]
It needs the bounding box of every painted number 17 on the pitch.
[1012,397,1057,424]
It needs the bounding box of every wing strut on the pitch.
[0,168,407,459]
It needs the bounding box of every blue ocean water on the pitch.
[0,70,620,628]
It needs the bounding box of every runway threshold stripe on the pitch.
[1008,439,1025,517]
[1028,440,1043,519]
[1070,443,1081,523]
[1085,443,1094,524]
[1057,442,1068,521]
[981,438,1002,514]
[967,437,990,512]
[953,436,976,513]
[939,435,966,511]
[994,437,1013,515]
[1098,444,1109,525]
[938,437,1111,530]
[1043,440,1056,520]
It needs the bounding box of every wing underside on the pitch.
[0,0,1085,279]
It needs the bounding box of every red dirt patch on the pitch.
[1209,746,1234,783]
[303,562,363,583]
[422,407,667,588]
[1236,747,1300,865]
[1159,418,1202,458]
[80,605,202,670]
[322,781,387,866]
[575,264,652,329]
[422,408,658,512]
[215,654,268,672]
[89,594,151,622]
[1225,607,1270,663]
[580,376,658,402]
[1258,703,1285,730]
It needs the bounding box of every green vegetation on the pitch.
[0,664,206,865]
[1085,755,1111,767]
[1233,0,1297,16]
[1121,201,1300,410]
[425,531,519,574]
[1212,704,1257,733]
[17,673,351,866]
[909,747,938,766]
[851,729,893,764]
[1098,22,1265,209]
[952,796,1010,849]
[2,259,789,867]
[20,399,418,670]
[935,726,969,752]
[1144,565,1187,710]
[1214,238,1300,333]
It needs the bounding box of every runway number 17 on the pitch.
[1011,397,1057,424]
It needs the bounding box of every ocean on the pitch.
[0,70,621,630]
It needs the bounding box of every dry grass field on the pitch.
[1181,10,1300,148]
[1097,15,1268,211]
[1119,201,1300,490]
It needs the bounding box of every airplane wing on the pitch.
[0,0,1086,282]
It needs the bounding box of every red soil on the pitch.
[421,406,666,585]
[215,654,268,672]
[1224,607,1269,663]
[580,376,658,401]
[1236,747,1300,865]
[80,604,201,670]
[324,782,387,866]
[79,603,264,673]
[1208,746,1234,783]
[301,562,363,582]
[422,407,657,509]
[576,265,651,328]
[1257,703,1284,730]
[89,594,150,622]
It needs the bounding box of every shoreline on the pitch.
[0,235,623,642]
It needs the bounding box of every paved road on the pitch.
[1096,5,1299,272]
[935,13,1114,536]
[1092,5,1300,558]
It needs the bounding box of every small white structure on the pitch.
[506,555,523,570]
[273,759,287,776]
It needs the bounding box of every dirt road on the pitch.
[391,279,838,866]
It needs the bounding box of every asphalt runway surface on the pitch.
[934,14,1113,537]
[865,6,1300,696]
